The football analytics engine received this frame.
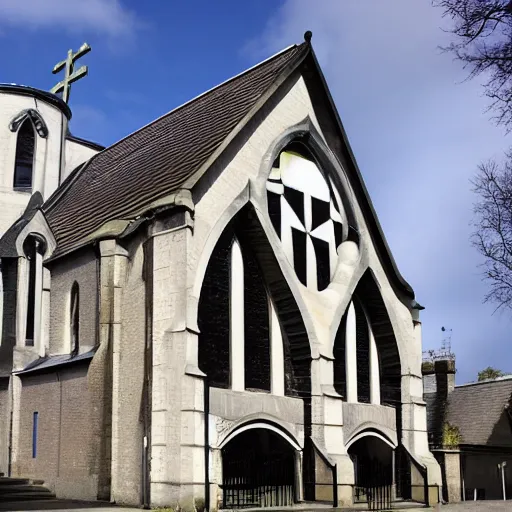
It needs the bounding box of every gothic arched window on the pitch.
[70,282,80,356]
[23,236,44,347]
[14,120,35,190]
[266,143,346,291]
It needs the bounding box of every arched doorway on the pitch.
[221,427,297,508]
[347,433,394,507]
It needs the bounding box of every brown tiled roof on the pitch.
[43,43,308,257]
[446,378,512,446]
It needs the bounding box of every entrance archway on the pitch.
[347,433,394,506]
[221,427,297,508]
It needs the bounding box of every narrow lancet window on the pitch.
[14,120,35,190]
[25,242,37,346]
[24,237,43,348]
[70,282,80,355]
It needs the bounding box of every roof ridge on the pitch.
[43,43,302,215]
[455,375,512,388]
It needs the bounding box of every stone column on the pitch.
[104,241,129,505]
[443,450,461,502]
[401,308,442,503]
[33,242,44,357]
[311,356,355,508]
[269,298,284,396]
[230,239,244,392]
[345,301,357,403]
[369,321,380,405]
[9,375,22,476]
[87,240,128,501]
[40,268,51,356]
[150,217,207,509]
[15,257,29,347]
[210,448,223,511]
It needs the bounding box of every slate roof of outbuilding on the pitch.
[42,43,308,258]
[446,377,512,446]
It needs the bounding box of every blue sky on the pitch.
[1,0,510,384]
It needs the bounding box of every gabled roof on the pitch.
[43,43,308,258]
[41,35,415,300]
[446,377,512,446]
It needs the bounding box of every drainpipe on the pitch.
[204,375,210,512]
[499,462,507,501]
[142,237,153,509]
[332,463,338,508]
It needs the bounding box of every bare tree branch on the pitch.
[472,152,512,309]
[434,0,512,129]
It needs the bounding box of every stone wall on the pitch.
[63,139,98,181]
[111,235,146,505]
[342,402,397,445]
[15,363,98,499]
[47,247,98,355]
[0,377,9,475]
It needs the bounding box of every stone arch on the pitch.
[219,418,302,451]
[220,420,300,507]
[255,123,362,295]
[9,108,48,138]
[333,268,402,405]
[255,118,359,242]
[345,426,398,450]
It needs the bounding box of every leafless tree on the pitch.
[472,155,512,309]
[435,0,512,128]
[436,1,512,308]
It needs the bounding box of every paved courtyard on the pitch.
[0,501,511,512]
[429,502,512,511]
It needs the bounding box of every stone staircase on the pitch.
[0,476,55,501]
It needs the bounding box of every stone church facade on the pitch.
[0,36,441,509]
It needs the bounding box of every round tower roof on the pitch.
[0,83,72,119]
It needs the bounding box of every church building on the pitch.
[0,34,441,509]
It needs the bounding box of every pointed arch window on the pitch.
[14,120,35,190]
[266,142,347,291]
[70,282,80,356]
[333,296,381,405]
[23,236,45,347]
[198,225,283,394]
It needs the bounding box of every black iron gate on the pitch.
[221,431,295,508]
[354,457,393,511]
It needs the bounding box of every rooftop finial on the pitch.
[50,42,91,104]
[304,31,313,44]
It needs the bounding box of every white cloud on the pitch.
[0,0,138,38]
[251,0,512,382]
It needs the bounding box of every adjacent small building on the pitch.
[424,359,512,502]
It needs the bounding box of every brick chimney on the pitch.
[422,358,456,448]
[422,358,456,398]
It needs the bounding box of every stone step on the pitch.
[0,477,30,485]
[0,484,54,494]
[0,491,56,501]
[0,476,55,501]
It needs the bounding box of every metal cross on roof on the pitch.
[50,42,91,103]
